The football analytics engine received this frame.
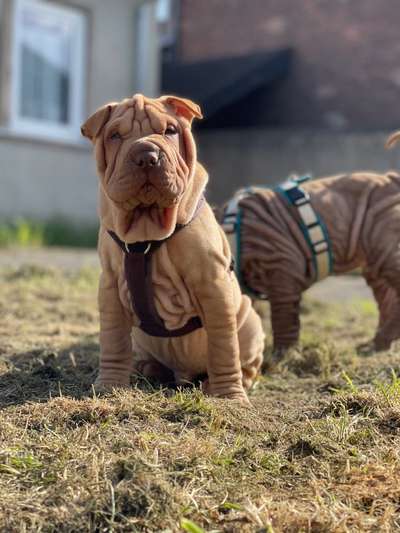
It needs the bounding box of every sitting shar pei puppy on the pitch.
[81,94,264,405]
[222,145,400,356]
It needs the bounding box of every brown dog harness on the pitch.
[108,196,205,337]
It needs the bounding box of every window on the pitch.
[135,2,155,95]
[134,0,177,97]
[156,0,171,25]
[156,0,178,63]
[9,0,86,141]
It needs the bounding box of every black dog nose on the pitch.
[134,149,160,168]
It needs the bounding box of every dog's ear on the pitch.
[385,131,400,149]
[81,103,117,142]
[162,95,203,124]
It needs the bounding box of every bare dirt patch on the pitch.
[0,258,400,531]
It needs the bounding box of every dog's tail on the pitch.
[385,130,400,149]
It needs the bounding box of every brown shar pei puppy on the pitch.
[81,94,264,405]
[222,159,400,356]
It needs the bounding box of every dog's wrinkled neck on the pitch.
[176,162,208,225]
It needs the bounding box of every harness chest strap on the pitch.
[107,195,205,338]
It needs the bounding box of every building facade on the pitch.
[0,0,159,222]
[178,0,400,131]
[160,0,400,203]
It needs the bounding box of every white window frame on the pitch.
[156,0,176,48]
[135,1,159,97]
[9,0,87,142]
[156,0,171,25]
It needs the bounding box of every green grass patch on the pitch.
[0,217,98,248]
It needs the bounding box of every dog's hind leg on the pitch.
[268,273,302,354]
[134,355,175,384]
[363,269,398,350]
[237,295,265,389]
[367,256,400,350]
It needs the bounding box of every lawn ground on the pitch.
[0,251,399,532]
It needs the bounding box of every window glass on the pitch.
[20,4,72,123]
[156,0,171,23]
[11,0,86,141]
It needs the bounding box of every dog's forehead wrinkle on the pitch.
[132,93,145,112]
[133,106,147,125]
[129,104,135,134]
[147,101,180,123]
[119,108,134,135]
[140,117,153,136]
[132,119,142,138]
[145,104,166,134]
[146,100,166,113]
[113,103,129,121]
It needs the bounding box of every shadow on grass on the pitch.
[0,340,198,408]
[0,339,99,408]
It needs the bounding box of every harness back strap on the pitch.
[108,196,205,337]
[276,176,333,280]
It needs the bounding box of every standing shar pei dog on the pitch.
[222,143,400,355]
[81,94,264,405]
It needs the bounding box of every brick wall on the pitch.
[179,0,400,130]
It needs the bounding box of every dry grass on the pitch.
[1,265,400,532]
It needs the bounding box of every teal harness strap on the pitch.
[275,175,333,281]
[222,187,268,299]
[221,175,334,299]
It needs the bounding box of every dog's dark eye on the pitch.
[110,132,122,141]
[165,125,178,136]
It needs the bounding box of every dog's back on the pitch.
[303,172,400,271]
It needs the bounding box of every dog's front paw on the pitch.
[201,379,251,406]
[223,391,252,407]
[94,376,131,393]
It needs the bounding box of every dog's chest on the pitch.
[118,244,198,330]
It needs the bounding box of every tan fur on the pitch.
[82,94,264,404]
[234,171,400,353]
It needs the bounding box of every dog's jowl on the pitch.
[82,94,264,405]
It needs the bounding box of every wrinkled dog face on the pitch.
[81,94,202,240]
